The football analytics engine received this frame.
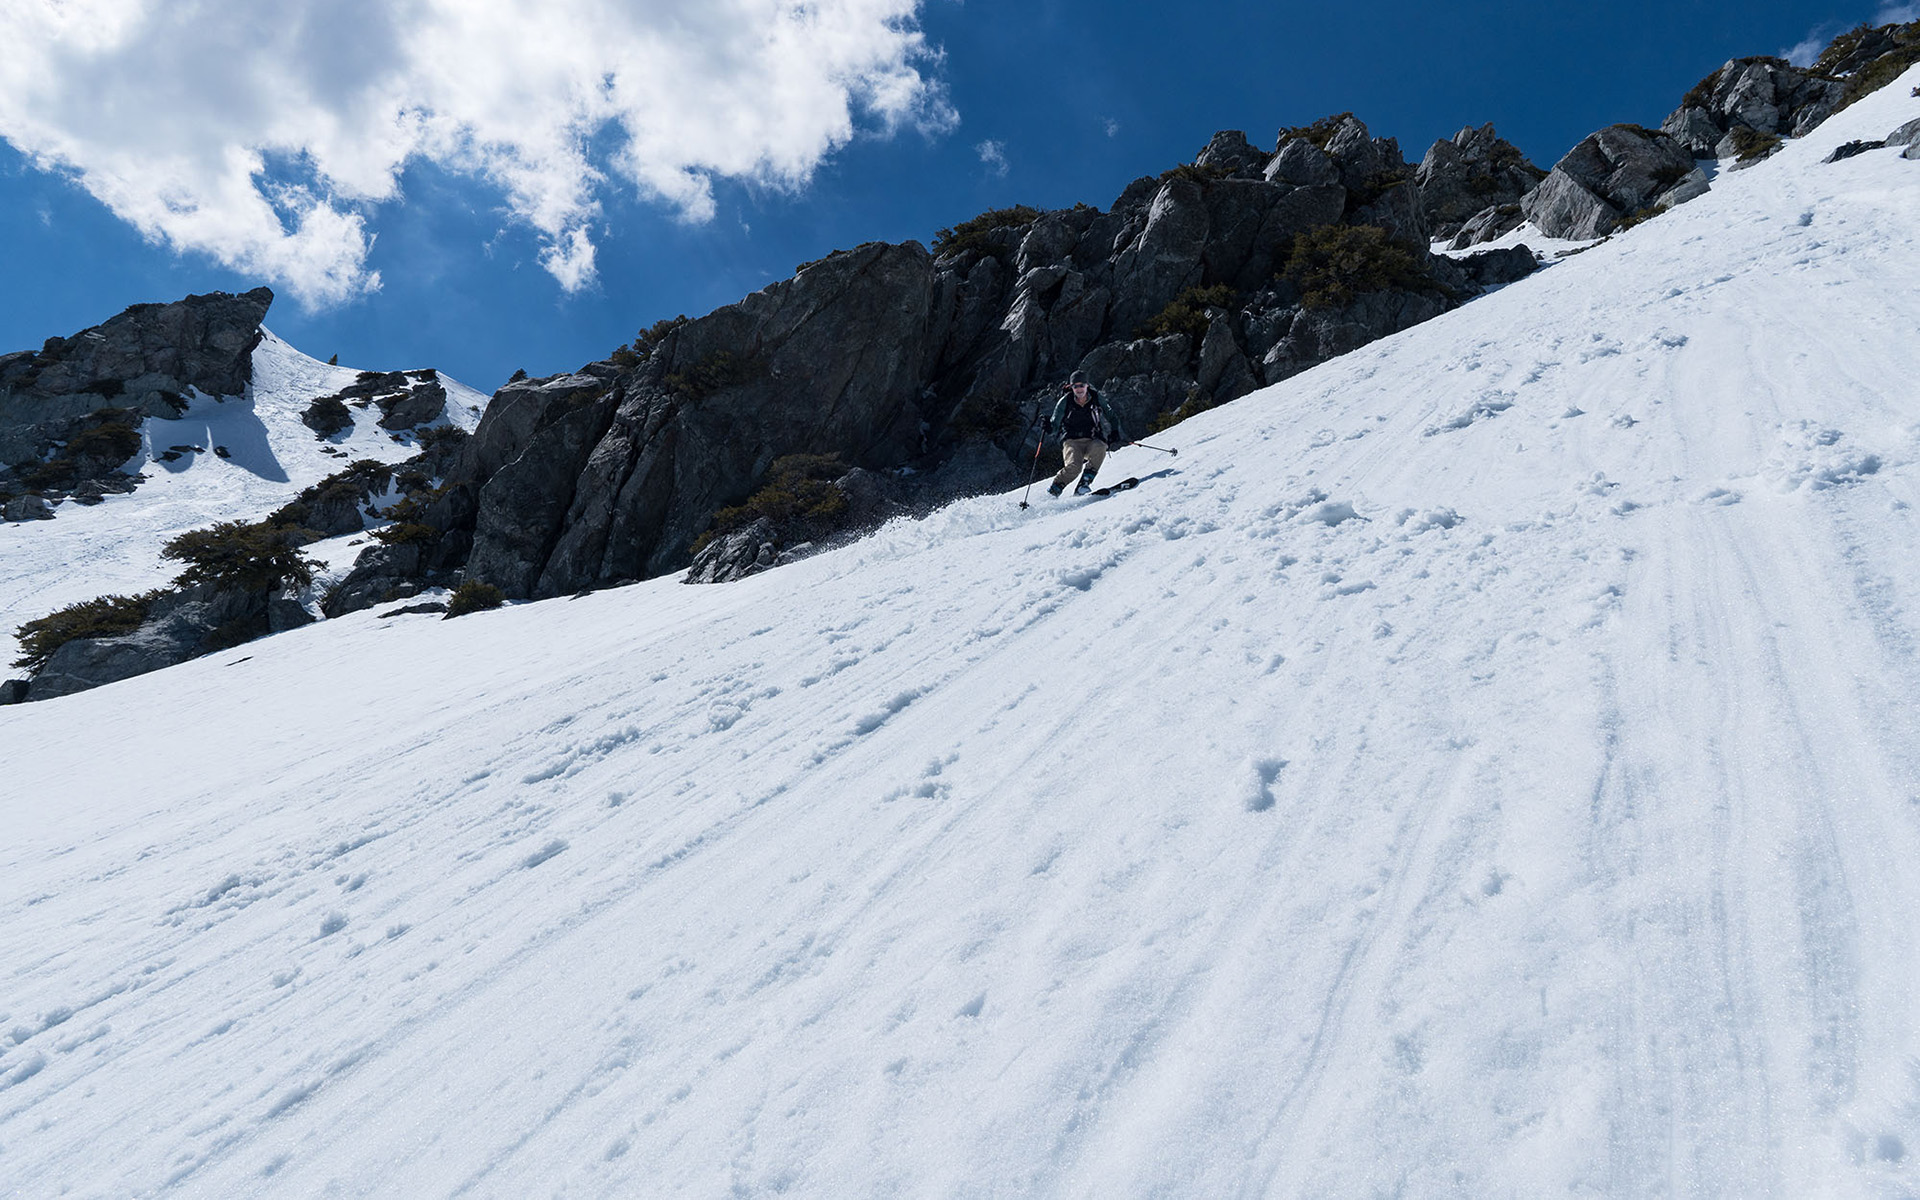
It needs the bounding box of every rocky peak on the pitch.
[1416,124,1548,245]
[1193,130,1269,179]
[0,287,273,514]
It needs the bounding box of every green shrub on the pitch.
[1729,127,1783,162]
[162,520,319,593]
[1138,284,1238,341]
[445,580,506,618]
[1283,224,1436,309]
[1276,113,1353,151]
[636,315,689,348]
[22,459,77,491]
[1150,386,1215,435]
[1156,163,1228,187]
[609,344,641,368]
[692,454,848,554]
[509,367,528,383]
[67,421,141,464]
[371,521,440,547]
[665,350,760,400]
[13,591,160,671]
[931,206,1041,260]
[303,394,352,436]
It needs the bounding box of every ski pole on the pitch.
[1016,430,1047,509]
[1123,440,1178,456]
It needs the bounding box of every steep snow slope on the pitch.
[0,333,487,665]
[3,73,1919,1197]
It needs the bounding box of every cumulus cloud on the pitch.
[0,0,954,307]
[975,139,1008,177]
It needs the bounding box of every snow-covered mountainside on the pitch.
[4,71,1919,1197]
[0,333,486,664]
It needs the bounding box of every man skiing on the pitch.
[1043,370,1126,496]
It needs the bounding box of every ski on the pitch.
[1088,476,1139,497]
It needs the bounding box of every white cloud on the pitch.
[0,0,954,307]
[1104,118,1121,138]
[975,139,1008,178]
[1783,33,1829,67]
[1876,2,1919,21]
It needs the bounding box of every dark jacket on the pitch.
[1048,387,1124,444]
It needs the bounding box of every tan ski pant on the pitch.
[1054,437,1107,487]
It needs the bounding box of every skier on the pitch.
[1043,370,1126,496]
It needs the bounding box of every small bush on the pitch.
[1151,386,1215,435]
[931,206,1041,260]
[1729,127,1783,162]
[609,344,641,368]
[14,591,159,671]
[67,421,141,464]
[302,394,352,437]
[637,315,689,348]
[665,350,760,400]
[1283,224,1436,309]
[509,367,528,382]
[162,520,319,593]
[1276,112,1353,151]
[22,459,76,492]
[371,522,440,547]
[1138,284,1238,341]
[445,580,506,618]
[692,454,848,554]
[1156,163,1228,187]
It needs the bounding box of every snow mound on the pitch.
[3,68,1920,1197]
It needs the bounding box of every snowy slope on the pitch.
[3,72,1920,1197]
[0,333,487,665]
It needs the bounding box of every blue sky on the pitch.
[1,0,1910,395]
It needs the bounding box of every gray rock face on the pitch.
[27,585,265,701]
[1416,124,1547,241]
[1906,142,1920,161]
[1661,58,1844,159]
[377,110,1526,597]
[0,679,27,705]
[1523,125,1708,239]
[1885,118,1920,147]
[0,288,272,470]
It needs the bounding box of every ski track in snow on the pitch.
[3,70,1920,1197]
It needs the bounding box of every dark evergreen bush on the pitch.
[692,454,849,554]
[162,521,319,593]
[931,206,1041,260]
[666,351,760,399]
[303,394,353,437]
[445,580,507,618]
[1138,285,1238,341]
[1283,225,1436,309]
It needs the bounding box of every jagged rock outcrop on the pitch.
[1661,57,1844,161]
[1416,124,1547,246]
[0,287,272,514]
[1524,125,1710,240]
[329,117,1534,601]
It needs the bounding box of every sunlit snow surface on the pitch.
[4,72,1920,1197]
[0,332,487,664]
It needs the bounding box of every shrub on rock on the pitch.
[445,580,506,618]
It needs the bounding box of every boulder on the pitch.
[0,679,28,704]
[1458,245,1540,288]
[1523,125,1707,239]
[1824,140,1886,163]
[1888,118,1920,147]
[1447,203,1528,250]
[684,516,780,584]
[4,493,54,522]
[376,379,448,430]
[1415,124,1547,239]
